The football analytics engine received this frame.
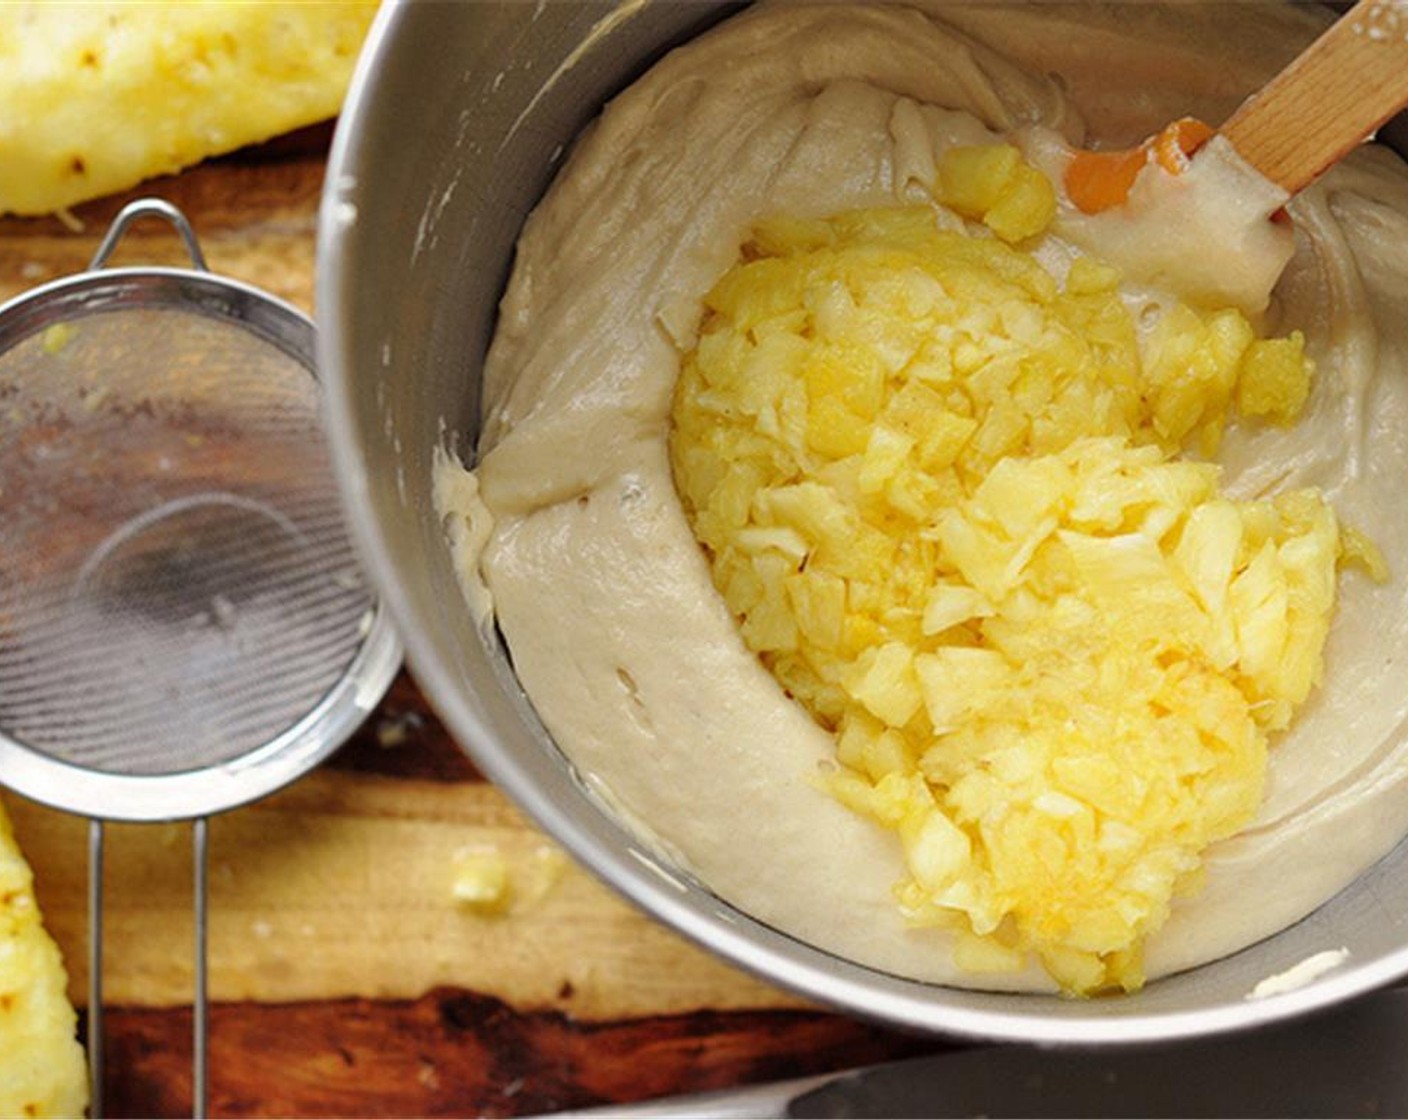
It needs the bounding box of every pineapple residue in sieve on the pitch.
[668,145,1383,996]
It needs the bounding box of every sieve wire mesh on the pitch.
[0,302,375,780]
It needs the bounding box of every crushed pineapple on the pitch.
[669,148,1364,995]
[0,801,88,1118]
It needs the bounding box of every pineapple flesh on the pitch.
[0,2,379,216]
[669,145,1367,995]
[0,801,87,1118]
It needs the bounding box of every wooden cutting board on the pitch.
[0,128,944,1117]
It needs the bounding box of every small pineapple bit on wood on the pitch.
[0,802,87,1118]
[0,2,379,216]
[451,845,512,913]
[670,148,1365,995]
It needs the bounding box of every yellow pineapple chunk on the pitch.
[785,569,847,651]
[0,2,379,215]
[806,395,871,459]
[452,845,512,913]
[921,583,995,636]
[1142,305,1255,449]
[1236,333,1313,423]
[935,144,1022,215]
[936,144,1057,243]
[668,178,1359,996]
[915,648,1011,730]
[1175,500,1243,617]
[858,425,916,494]
[1230,543,1292,696]
[902,809,972,894]
[1341,524,1390,582]
[845,642,924,728]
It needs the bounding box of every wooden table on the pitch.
[0,127,941,1118]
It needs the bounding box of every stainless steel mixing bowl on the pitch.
[317,0,1408,1043]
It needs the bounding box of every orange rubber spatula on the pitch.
[1068,0,1408,214]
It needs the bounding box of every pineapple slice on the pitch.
[0,800,87,1119]
[0,2,379,216]
[670,151,1367,996]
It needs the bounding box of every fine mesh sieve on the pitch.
[0,199,400,1116]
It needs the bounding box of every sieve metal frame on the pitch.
[0,222,402,825]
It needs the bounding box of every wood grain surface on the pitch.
[0,126,945,1116]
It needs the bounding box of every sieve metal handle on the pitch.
[194,818,209,1120]
[89,199,209,273]
[88,821,104,1119]
[87,818,208,1119]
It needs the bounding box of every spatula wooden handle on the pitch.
[1221,0,1408,195]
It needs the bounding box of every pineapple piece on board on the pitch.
[0,799,87,1119]
[0,2,379,216]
